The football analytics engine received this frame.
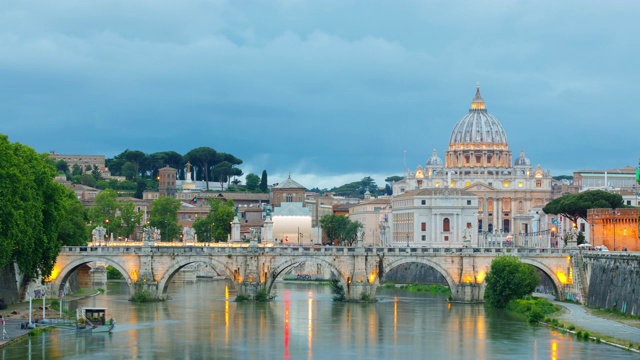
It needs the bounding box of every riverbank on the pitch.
[534,293,640,352]
[0,290,102,348]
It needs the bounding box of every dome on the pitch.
[514,150,531,166]
[426,149,444,167]
[449,86,508,149]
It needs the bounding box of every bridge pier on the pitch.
[451,283,483,303]
[90,267,108,287]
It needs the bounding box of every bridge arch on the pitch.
[519,258,564,298]
[382,257,458,292]
[156,256,238,297]
[53,256,135,296]
[266,257,348,296]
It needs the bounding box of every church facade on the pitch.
[392,87,554,241]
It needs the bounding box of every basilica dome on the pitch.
[448,86,508,150]
[426,149,444,167]
[514,150,531,166]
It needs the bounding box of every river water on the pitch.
[1,280,636,359]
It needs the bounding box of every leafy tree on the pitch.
[80,173,96,187]
[246,173,260,191]
[184,147,217,190]
[385,175,404,184]
[208,198,235,242]
[193,215,213,242]
[91,167,103,181]
[260,170,268,193]
[121,150,146,179]
[319,214,362,245]
[84,164,92,172]
[54,160,69,174]
[213,161,233,191]
[121,162,136,180]
[543,190,624,227]
[0,135,69,280]
[71,163,83,176]
[116,201,143,239]
[384,184,392,196]
[134,179,147,199]
[149,196,182,241]
[57,190,89,246]
[88,189,120,235]
[484,256,539,308]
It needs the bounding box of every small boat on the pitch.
[76,307,115,333]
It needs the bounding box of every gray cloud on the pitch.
[2,1,639,188]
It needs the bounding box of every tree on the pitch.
[193,215,213,242]
[0,135,69,279]
[57,190,89,246]
[319,214,362,245]
[543,190,625,227]
[213,161,233,191]
[484,256,539,308]
[134,179,147,199]
[88,189,120,236]
[121,162,136,180]
[71,163,83,176]
[184,147,217,190]
[54,160,69,174]
[246,173,260,191]
[260,170,268,193]
[208,198,235,242]
[116,201,143,239]
[80,173,96,187]
[385,175,404,184]
[122,150,146,179]
[149,196,182,241]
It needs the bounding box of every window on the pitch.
[435,182,441,187]
[518,182,523,188]
[421,222,426,231]
[421,235,426,241]
[443,218,450,232]
[421,200,426,205]
[536,180,542,188]
[467,200,471,205]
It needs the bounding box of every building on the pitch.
[573,167,639,207]
[390,189,478,247]
[270,176,306,207]
[49,151,105,170]
[158,165,177,198]
[587,208,639,251]
[348,198,391,246]
[393,86,554,242]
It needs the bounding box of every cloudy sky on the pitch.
[2,1,639,189]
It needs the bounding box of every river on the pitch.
[1,280,636,359]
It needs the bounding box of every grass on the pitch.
[507,296,561,324]
[380,282,451,296]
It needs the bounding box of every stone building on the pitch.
[348,198,391,246]
[270,176,305,207]
[390,189,478,247]
[393,86,554,241]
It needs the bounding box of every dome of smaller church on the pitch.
[514,150,531,166]
[426,149,444,166]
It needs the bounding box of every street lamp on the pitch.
[406,233,410,248]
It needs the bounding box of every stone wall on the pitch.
[586,255,639,315]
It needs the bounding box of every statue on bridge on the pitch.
[463,223,473,247]
[92,226,106,244]
[182,227,195,242]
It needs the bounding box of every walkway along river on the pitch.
[0,280,637,359]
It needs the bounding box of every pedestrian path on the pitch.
[0,318,32,347]
[535,293,640,345]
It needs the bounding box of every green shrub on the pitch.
[106,266,123,280]
[330,279,346,302]
[235,294,250,302]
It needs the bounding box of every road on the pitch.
[535,293,640,345]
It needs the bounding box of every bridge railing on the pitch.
[60,245,572,257]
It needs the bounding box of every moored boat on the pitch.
[76,307,115,333]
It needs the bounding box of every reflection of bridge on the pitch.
[50,243,575,302]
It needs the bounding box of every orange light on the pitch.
[46,266,62,282]
[368,273,376,283]
[475,271,486,284]
[556,272,568,284]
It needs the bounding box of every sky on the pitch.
[2,1,639,189]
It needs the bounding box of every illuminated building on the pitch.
[393,86,554,241]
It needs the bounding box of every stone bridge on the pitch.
[49,243,576,302]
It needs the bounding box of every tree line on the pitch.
[54,147,271,197]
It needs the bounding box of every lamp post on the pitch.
[406,233,410,248]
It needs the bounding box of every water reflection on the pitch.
[0,281,636,360]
